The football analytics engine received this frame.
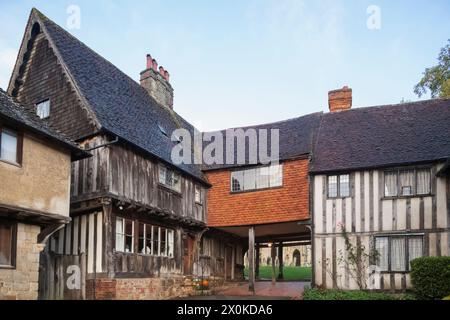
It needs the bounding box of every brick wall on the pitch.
[0,223,45,300]
[86,277,200,300]
[205,159,310,227]
[15,33,96,140]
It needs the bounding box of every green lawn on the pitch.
[303,288,416,300]
[244,266,312,281]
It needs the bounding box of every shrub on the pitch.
[303,288,414,300]
[410,256,450,300]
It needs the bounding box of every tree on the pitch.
[414,40,450,99]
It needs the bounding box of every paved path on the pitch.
[218,281,308,299]
[184,281,309,300]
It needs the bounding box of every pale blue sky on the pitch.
[0,0,449,131]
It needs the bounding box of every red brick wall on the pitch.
[205,158,310,227]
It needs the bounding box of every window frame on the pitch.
[35,99,51,119]
[327,174,351,199]
[230,164,284,194]
[383,166,432,199]
[158,164,181,193]
[374,234,424,273]
[115,217,134,253]
[194,185,202,204]
[0,125,23,166]
[0,220,17,269]
[115,216,175,258]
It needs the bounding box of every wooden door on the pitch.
[183,235,195,275]
[225,246,233,280]
[38,251,85,300]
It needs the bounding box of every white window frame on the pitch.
[327,174,350,198]
[167,229,174,258]
[36,99,50,119]
[374,234,424,273]
[138,223,154,255]
[230,164,283,193]
[129,221,175,257]
[0,128,19,164]
[384,167,432,198]
[159,165,181,192]
[194,185,202,204]
[115,217,134,253]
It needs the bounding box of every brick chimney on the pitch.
[140,54,174,109]
[328,86,352,112]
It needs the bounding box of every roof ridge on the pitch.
[203,111,324,133]
[331,97,450,115]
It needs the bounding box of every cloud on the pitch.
[0,45,17,90]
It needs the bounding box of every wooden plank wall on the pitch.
[198,236,244,279]
[71,135,206,223]
[313,164,449,291]
[49,212,103,275]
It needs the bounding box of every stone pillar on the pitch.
[248,227,255,293]
[278,242,284,280]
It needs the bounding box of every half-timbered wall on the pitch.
[313,163,449,291]
[48,209,186,278]
[71,136,206,223]
[49,212,103,275]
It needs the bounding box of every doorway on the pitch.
[183,234,195,275]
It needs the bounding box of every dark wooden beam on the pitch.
[277,242,284,280]
[248,227,255,293]
[37,223,65,244]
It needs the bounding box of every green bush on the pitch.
[303,288,414,300]
[410,256,450,300]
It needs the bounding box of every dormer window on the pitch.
[36,100,50,119]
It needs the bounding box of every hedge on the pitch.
[303,288,414,300]
[410,256,450,300]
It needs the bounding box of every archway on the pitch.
[293,249,301,267]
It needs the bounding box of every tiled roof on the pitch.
[34,9,205,182]
[202,112,323,171]
[310,99,450,173]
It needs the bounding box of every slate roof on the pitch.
[31,9,205,182]
[202,112,323,171]
[0,88,88,160]
[310,99,450,173]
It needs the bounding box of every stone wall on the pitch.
[0,131,72,217]
[0,223,44,300]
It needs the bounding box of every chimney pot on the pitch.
[146,54,152,70]
[159,66,165,77]
[140,56,174,110]
[328,86,352,112]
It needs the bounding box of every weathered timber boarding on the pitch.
[71,136,207,222]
